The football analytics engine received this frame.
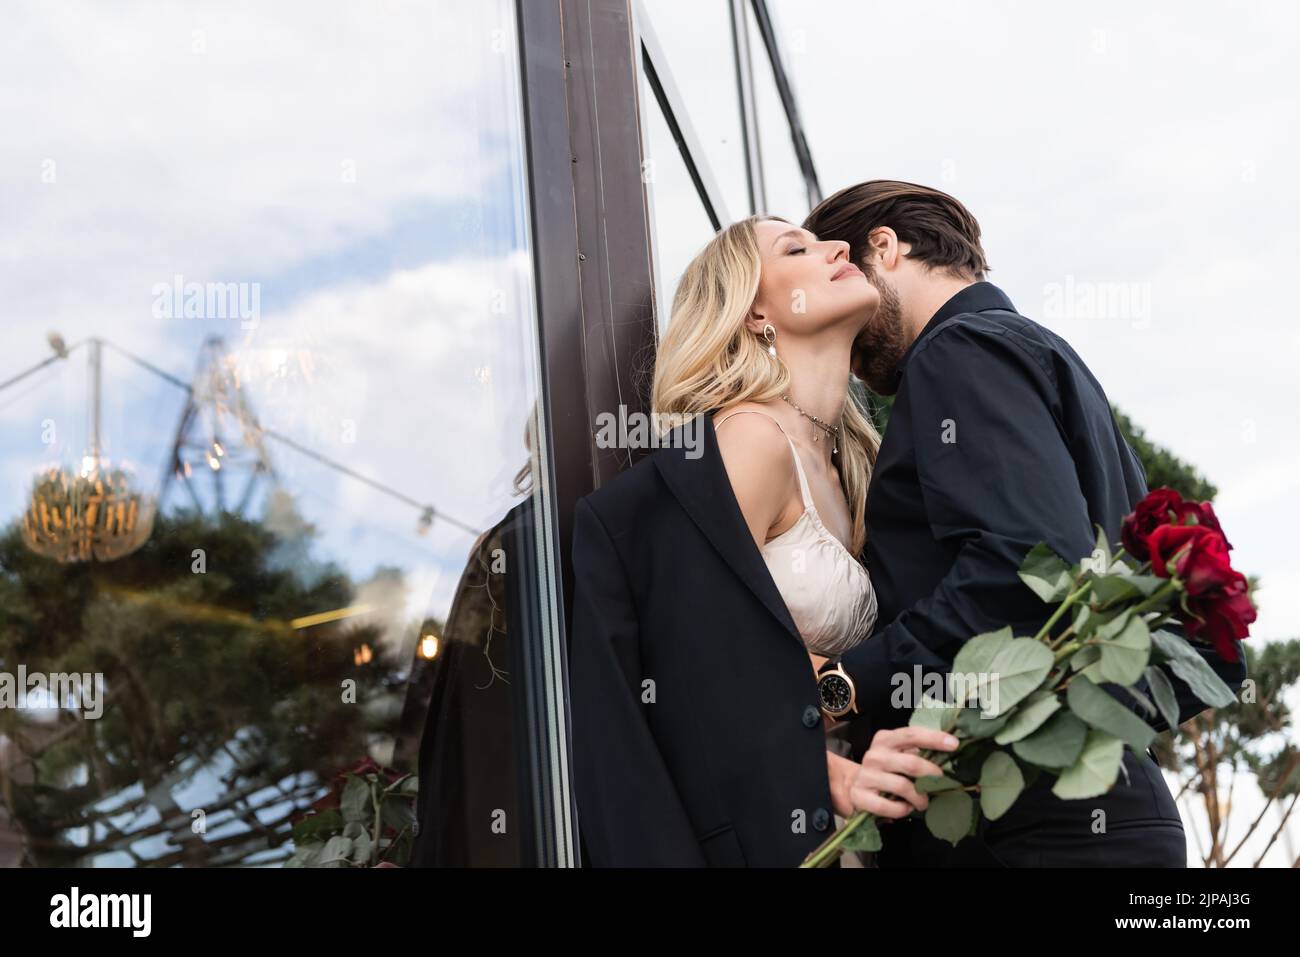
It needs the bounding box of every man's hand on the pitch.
[848,727,958,819]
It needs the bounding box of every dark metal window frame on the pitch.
[514,0,821,866]
[743,0,823,212]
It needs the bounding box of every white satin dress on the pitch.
[716,407,879,867]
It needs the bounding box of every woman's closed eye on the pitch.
[786,245,806,255]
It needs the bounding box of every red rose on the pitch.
[1177,499,1231,550]
[1147,522,1254,663]
[1184,578,1255,663]
[1122,487,1234,561]
[1147,524,1232,589]
[1122,488,1185,560]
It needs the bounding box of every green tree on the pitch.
[0,507,405,866]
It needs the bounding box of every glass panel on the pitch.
[746,3,812,221]
[636,0,749,220]
[641,91,722,334]
[0,0,560,867]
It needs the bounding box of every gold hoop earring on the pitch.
[762,323,777,357]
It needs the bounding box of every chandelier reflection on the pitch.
[3,332,480,565]
[20,339,156,563]
[22,459,156,563]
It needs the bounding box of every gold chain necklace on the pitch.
[780,393,840,455]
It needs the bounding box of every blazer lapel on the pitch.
[652,411,803,647]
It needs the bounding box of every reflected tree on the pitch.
[0,503,406,866]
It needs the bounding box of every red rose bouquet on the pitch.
[801,488,1255,867]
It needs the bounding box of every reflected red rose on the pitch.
[341,757,383,779]
[333,757,405,787]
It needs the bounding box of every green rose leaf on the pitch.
[340,775,371,824]
[1150,630,1238,708]
[1011,710,1088,768]
[348,830,374,866]
[956,707,1010,739]
[1066,676,1157,752]
[1123,574,1166,597]
[381,798,417,834]
[1118,683,1157,717]
[953,627,1013,675]
[841,815,883,853]
[283,843,324,868]
[1079,665,1109,687]
[916,775,963,794]
[994,692,1061,744]
[1070,644,1101,672]
[957,707,1006,738]
[924,789,974,846]
[1144,665,1181,732]
[1092,524,1112,569]
[1018,543,1074,603]
[909,692,960,733]
[316,834,355,867]
[1087,572,1165,605]
[978,752,1025,821]
[1097,613,1151,685]
[984,638,1056,716]
[1095,608,1133,641]
[1051,730,1125,799]
[952,627,1013,706]
[291,808,342,845]
[1072,603,1095,639]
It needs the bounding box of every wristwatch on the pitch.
[816,659,858,721]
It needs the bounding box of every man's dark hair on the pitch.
[802,180,989,280]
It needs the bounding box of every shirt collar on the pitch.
[895,281,1019,382]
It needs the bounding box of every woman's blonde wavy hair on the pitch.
[650,214,882,557]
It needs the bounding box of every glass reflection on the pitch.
[745,2,812,220]
[636,0,750,221]
[642,96,721,334]
[0,0,556,867]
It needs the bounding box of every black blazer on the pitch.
[568,413,837,867]
[842,282,1248,867]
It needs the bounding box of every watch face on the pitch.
[818,673,852,714]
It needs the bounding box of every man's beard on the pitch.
[852,268,908,396]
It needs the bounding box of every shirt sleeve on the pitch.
[838,321,1250,761]
[568,496,707,866]
[841,321,1099,738]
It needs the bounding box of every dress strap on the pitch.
[714,408,813,510]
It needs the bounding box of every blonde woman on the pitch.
[568,215,956,868]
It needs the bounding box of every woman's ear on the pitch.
[742,308,767,336]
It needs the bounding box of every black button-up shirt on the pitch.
[841,282,1246,754]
